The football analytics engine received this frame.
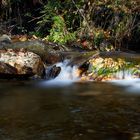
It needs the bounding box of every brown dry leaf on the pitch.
[19,35,28,41]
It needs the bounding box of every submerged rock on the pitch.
[0,49,45,78]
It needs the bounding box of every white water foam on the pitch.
[111,70,140,93]
[43,60,79,86]
[111,79,140,94]
[113,70,134,80]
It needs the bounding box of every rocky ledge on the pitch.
[80,56,140,81]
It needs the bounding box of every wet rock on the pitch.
[0,62,17,74]
[0,34,11,48]
[45,65,61,80]
[0,38,97,67]
[78,61,90,76]
[80,56,140,81]
[0,40,48,59]
[45,42,69,52]
[0,49,45,78]
[0,40,70,64]
[45,53,63,64]
[0,34,11,44]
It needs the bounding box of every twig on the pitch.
[71,0,91,30]
[28,15,44,23]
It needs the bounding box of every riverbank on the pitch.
[0,34,140,82]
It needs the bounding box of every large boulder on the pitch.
[0,40,69,64]
[0,40,48,59]
[0,49,45,78]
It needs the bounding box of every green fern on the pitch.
[47,15,76,44]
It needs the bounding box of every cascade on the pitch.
[113,69,135,80]
[43,60,79,86]
[111,69,140,93]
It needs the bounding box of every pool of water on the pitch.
[0,80,140,140]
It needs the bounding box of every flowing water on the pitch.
[0,61,140,140]
[43,60,79,86]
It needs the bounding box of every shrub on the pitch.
[45,15,76,44]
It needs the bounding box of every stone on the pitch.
[0,34,12,49]
[0,40,68,64]
[45,65,61,80]
[0,49,45,78]
[0,62,17,74]
[45,53,63,64]
[80,56,140,81]
[0,34,11,44]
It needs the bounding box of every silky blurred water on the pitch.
[0,79,140,140]
[43,60,79,86]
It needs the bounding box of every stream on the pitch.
[0,60,140,140]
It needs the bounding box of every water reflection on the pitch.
[0,80,140,140]
[111,79,140,94]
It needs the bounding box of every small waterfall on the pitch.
[113,69,135,80]
[111,69,140,93]
[54,60,79,80]
[43,60,79,86]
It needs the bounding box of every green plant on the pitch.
[46,15,76,44]
[94,31,105,47]
[37,0,83,33]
